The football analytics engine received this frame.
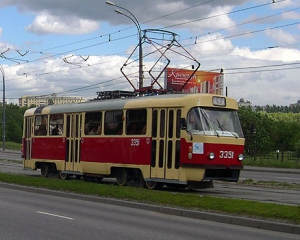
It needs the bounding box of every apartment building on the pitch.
[19,93,86,107]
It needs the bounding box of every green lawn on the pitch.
[243,158,300,169]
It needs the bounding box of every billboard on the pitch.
[164,68,224,95]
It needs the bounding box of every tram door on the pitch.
[23,117,33,168]
[65,113,82,172]
[151,108,181,180]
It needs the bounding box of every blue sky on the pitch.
[0,0,299,106]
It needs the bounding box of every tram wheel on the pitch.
[75,175,81,180]
[144,181,162,190]
[96,177,104,182]
[116,168,127,186]
[58,171,69,180]
[41,164,49,177]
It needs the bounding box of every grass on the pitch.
[0,142,22,151]
[0,173,300,225]
[243,157,300,169]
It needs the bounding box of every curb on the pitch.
[1,182,299,235]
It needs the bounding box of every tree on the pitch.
[239,106,300,160]
[0,103,27,143]
[238,107,275,157]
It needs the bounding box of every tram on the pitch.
[22,92,245,189]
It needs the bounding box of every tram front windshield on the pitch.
[186,107,244,138]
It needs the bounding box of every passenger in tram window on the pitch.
[37,125,47,136]
[187,111,202,132]
[97,124,102,135]
[85,124,90,135]
[105,123,115,135]
[128,122,138,134]
[52,125,59,135]
[117,124,123,135]
[140,124,146,134]
[104,122,122,135]
[89,126,98,135]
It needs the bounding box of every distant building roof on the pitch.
[290,100,300,107]
[238,98,252,107]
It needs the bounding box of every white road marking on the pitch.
[37,211,74,220]
[275,177,300,180]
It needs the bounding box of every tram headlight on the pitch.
[188,146,193,159]
[238,154,244,161]
[208,152,215,160]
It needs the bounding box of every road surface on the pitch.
[1,185,299,239]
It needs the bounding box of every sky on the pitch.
[0,0,299,106]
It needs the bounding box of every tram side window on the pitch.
[85,111,102,135]
[126,109,147,135]
[34,115,48,136]
[50,114,64,135]
[104,110,123,135]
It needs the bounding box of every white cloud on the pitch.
[271,0,298,9]
[229,67,299,106]
[265,28,297,45]
[201,53,299,106]
[8,54,130,101]
[205,6,236,30]
[282,10,300,20]
[191,33,234,57]
[1,0,299,107]
[26,11,99,35]
[231,47,300,62]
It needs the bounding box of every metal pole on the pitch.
[0,64,5,151]
[106,1,143,88]
[138,36,143,88]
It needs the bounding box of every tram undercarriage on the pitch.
[31,161,218,190]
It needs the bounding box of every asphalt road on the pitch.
[240,166,300,184]
[0,149,22,161]
[1,186,299,240]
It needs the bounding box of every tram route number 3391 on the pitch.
[219,150,234,159]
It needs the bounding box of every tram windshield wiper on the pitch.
[216,119,238,139]
[200,109,219,137]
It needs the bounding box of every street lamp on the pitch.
[106,1,143,89]
[0,64,5,151]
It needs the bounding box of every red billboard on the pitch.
[164,68,224,95]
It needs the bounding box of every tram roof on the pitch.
[24,93,238,116]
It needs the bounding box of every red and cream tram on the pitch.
[22,92,245,189]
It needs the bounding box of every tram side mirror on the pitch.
[180,118,187,130]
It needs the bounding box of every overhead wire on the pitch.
[0,0,283,65]
[159,0,285,30]
[0,0,293,67]
[1,0,299,98]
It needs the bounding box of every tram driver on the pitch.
[187,109,203,132]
